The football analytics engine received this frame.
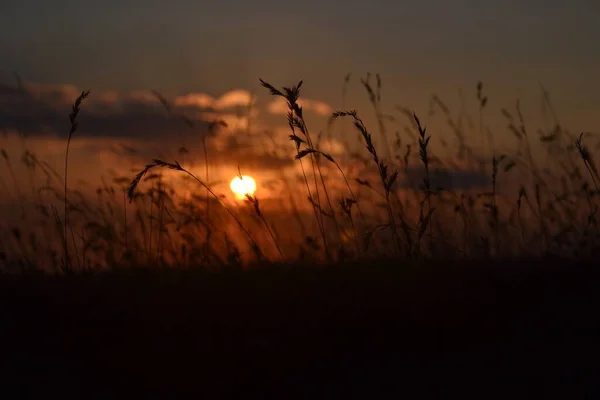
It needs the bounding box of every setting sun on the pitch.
[230,175,257,200]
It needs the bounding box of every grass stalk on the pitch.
[64,90,90,271]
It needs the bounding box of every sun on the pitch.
[230,175,257,200]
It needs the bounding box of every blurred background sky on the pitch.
[1,0,598,110]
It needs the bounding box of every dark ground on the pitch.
[0,259,598,398]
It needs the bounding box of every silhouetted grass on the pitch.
[1,75,599,268]
[0,73,599,396]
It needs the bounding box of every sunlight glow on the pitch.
[230,175,257,200]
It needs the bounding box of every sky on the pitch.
[1,1,599,98]
[0,0,599,201]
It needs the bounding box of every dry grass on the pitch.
[1,74,598,399]
[0,74,599,272]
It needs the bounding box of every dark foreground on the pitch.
[0,259,598,398]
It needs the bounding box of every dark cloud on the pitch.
[398,165,490,191]
[206,134,295,170]
[0,82,214,141]
[0,82,294,172]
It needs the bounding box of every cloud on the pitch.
[9,82,121,111]
[318,138,347,155]
[0,80,299,182]
[199,111,251,132]
[0,80,496,192]
[206,126,294,171]
[174,93,214,109]
[22,82,81,108]
[0,81,212,141]
[398,165,490,190]
[126,89,160,105]
[0,82,260,139]
[267,97,333,117]
[174,89,253,110]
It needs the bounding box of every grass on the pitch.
[0,73,599,396]
[1,74,599,268]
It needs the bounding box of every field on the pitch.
[0,75,599,397]
[1,260,599,397]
